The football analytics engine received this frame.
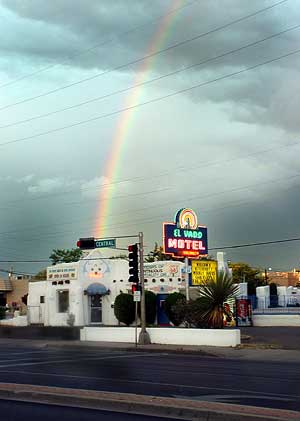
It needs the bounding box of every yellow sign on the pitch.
[191,260,217,285]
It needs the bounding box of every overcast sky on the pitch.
[0,0,300,276]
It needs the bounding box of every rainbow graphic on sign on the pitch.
[175,208,198,229]
[94,0,185,238]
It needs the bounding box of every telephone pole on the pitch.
[138,232,151,345]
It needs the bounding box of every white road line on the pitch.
[0,369,299,400]
[0,352,157,369]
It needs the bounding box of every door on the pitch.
[157,294,170,326]
[90,294,102,324]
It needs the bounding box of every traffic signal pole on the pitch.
[138,231,151,345]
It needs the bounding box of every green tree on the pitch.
[229,262,266,295]
[49,248,83,265]
[198,271,238,329]
[145,243,173,262]
[165,292,186,326]
[33,269,47,280]
[114,293,135,326]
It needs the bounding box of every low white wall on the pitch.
[80,327,240,347]
[253,314,300,327]
[0,315,28,327]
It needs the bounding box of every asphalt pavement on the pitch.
[0,340,298,414]
[241,326,300,349]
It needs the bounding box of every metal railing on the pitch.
[254,295,300,314]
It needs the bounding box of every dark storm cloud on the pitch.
[1,0,299,135]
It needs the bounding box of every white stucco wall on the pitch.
[253,315,300,326]
[80,327,241,347]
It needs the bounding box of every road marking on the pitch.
[0,352,157,368]
[0,369,299,400]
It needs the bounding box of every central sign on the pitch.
[94,239,116,249]
[163,208,208,258]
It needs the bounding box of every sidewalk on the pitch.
[1,337,300,362]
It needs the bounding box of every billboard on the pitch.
[191,260,217,285]
[163,208,208,258]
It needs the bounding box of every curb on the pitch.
[43,342,219,356]
[0,383,298,420]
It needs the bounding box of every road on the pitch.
[0,341,298,414]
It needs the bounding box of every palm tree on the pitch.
[198,271,239,329]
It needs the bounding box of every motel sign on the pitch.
[163,208,208,258]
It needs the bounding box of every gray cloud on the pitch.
[0,0,299,275]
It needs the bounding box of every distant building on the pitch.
[0,275,30,313]
[267,270,300,287]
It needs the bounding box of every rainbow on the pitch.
[94,0,184,238]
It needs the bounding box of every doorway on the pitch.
[90,294,102,324]
[157,294,170,326]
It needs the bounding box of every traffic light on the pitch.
[131,283,141,293]
[77,237,95,249]
[128,243,139,283]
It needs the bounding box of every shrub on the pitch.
[114,293,135,326]
[0,307,6,320]
[172,298,210,328]
[198,271,239,328]
[165,292,186,326]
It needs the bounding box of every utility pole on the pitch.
[138,232,151,345]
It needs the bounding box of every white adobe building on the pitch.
[27,249,186,326]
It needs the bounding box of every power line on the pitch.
[210,237,300,250]
[1,168,300,243]
[0,0,287,113]
[2,21,299,130]
[1,46,300,149]
[0,0,200,90]
[1,235,300,264]
[0,267,36,276]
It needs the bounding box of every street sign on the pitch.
[191,260,217,285]
[94,239,116,248]
[133,291,141,302]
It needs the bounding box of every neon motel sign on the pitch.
[163,208,208,258]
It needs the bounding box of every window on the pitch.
[40,296,45,304]
[58,290,69,313]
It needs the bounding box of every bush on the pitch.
[172,298,210,328]
[0,307,6,320]
[114,293,135,326]
[165,292,186,326]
